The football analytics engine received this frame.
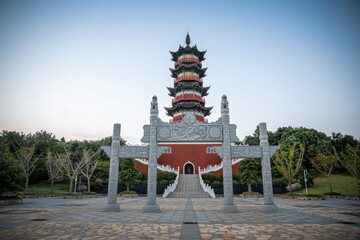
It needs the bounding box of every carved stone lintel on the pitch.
[212,146,223,158]
[270,146,280,157]
[157,146,169,158]
[231,146,262,158]
[101,146,111,158]
[119,146,149,158]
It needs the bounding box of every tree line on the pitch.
[0,126,359,195]
[237,126,359,194]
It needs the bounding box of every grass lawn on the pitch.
[296,174,359,195]
[26,181,71,194]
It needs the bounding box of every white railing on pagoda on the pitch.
[134,158,178,173]
[172,94,205,103]
[198,158,244,174]
[174,76,202,84]
[163,166,180,198]
[198,167,215,198]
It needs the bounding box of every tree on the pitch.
[56,146,85,192]
[310,151,338,193]
[338,139,360,194]
[45,152,61,194]
[81,149,100,192]
[235,159,261,193]
[0,139,25,193]
[273,143,305,193]
[119,158,141,191]
[16,146,38,192]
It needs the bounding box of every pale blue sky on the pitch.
[0,0,359,144]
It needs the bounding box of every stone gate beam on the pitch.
[104,123,121,212]
[220,95,237,213]
[259,122,279,212]
[143,96,161,212]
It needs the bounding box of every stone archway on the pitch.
[183,161,194,174]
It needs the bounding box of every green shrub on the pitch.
[142,180,147,186]
[273,177,287,187]
[159,179,169,186]
[90,181,103,191]
[169,180,174,185]
[211,180,222,187]
[235,159,262,192]
[242,191,260,195]
[271,165,283,178]
[204,180,211,185]
[0,143,26,193]
[63,192,78,195]
[285,192,299,196]
[157,172,166,182]
[303,193,319,197]
[323,192,341,195]
[233,180,240,186]
[120,191,136,194]
[167,172,176,181]
[201,173,212,182]
[212,175,222,182]
[83,191,97,195]
[134,179,142,185]
[93,161,110,183]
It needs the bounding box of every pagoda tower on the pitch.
[165,33,212,123]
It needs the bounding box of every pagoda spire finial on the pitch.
[186,32,190,46]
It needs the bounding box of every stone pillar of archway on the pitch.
[220,95,237,213]
[143,96,161,213]
[259,123,279,212]
[104,123,121,212]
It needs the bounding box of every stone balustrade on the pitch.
[198,158,243,174]
[198,167,215,198]
[163,167,180,198]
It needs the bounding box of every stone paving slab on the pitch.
[0,196,359,239]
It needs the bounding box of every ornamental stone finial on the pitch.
[186,32,190,46]
[151,95,158,110]
[221,95,228,109]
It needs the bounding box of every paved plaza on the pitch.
[0,196,359,239]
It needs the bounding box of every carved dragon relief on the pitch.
[141,113,239,143]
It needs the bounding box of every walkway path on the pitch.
[0,196,359,239]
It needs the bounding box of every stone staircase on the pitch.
[168,174,211,198]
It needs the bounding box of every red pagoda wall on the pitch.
[134,144,241,176]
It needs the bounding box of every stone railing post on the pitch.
[220,95,237,213]
[143,96,161,212]
[104,123,121,211]
[259,122,278,212]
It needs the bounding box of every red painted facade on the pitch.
[135,144,241,176]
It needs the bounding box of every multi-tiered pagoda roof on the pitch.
[165,33,212,123]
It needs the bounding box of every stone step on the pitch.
[168,174,211,198]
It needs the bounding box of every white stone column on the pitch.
[104,123,121,211]
[221,95,237,213]
[259,122,278,212]
[143,96,161,212]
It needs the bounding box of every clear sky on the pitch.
[0,0,359,144]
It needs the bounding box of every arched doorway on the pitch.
[183,161,194,174]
